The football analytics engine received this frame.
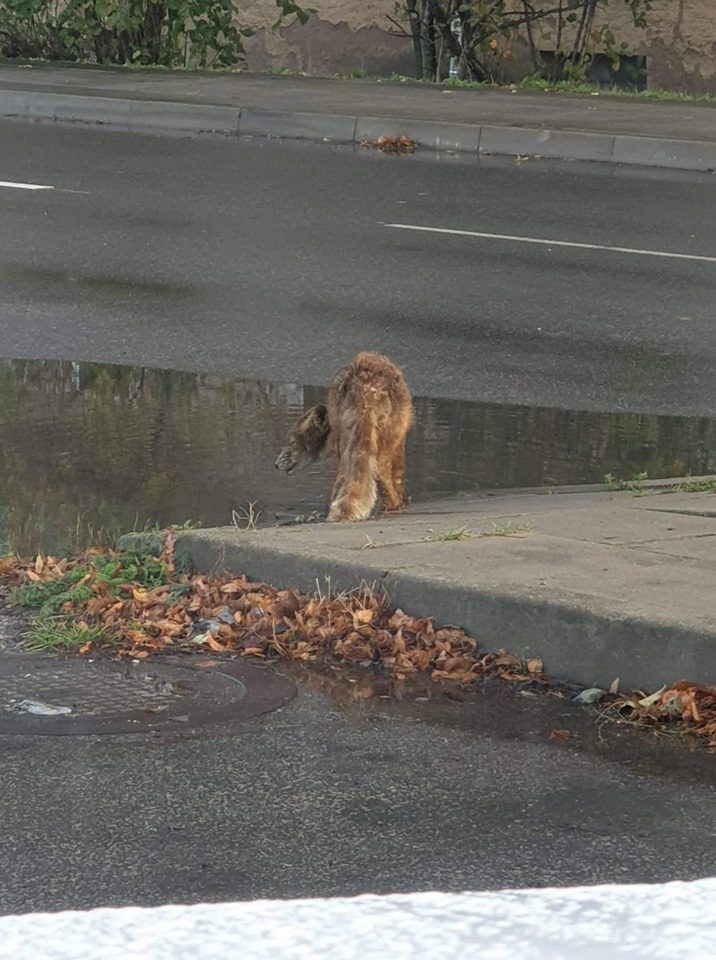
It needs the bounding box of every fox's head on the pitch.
[275,404,330,475]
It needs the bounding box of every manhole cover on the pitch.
[0,654,295,735]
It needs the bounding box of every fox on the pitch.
[275,352,413,521]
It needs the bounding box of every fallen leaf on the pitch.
[637,687,666,708]
[549,729,572,740]
[431,669,477,684]
[270,590,301,618]
[353,608,374,626]
[442,656,474,674]
[203,634,230,653]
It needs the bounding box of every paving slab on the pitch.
[120,489,716,691]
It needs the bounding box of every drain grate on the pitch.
[0,654,295,735]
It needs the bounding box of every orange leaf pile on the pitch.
[0,543,547,688]
[4,544,715,749]
[608,681,716,748]
[362,135,417,154]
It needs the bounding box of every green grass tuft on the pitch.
[8,550,169,614]
[22,618,106,652]
[384,72,716,104]
[604,471,648,495]
[669,477,716,494]
[431,526,477,542]
[9,566,93,614]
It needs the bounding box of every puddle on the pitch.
[0,357,714,556]
[282,662,716,782]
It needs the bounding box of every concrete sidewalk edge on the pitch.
[1,881,714,958]
[3,90,716,171]
[118,526,715,691]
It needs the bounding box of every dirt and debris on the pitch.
[16,699,72,716]
[574,687,607,705]
[361,135,417,154]
[602,682,716,747]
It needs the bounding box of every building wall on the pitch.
[241,0,716,94]
[530,0,716,93]
[241,0,413,76]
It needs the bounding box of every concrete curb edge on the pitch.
[2,90,716,171]
[118,527,716,690]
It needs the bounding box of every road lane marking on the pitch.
[382,222,716,264]
[0,180,54,191]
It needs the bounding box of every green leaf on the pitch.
[0,0,272,67]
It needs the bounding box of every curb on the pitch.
[408,475,716,507]
[2,90,716,171]
[0,90,240,134]
[118,527,716,691]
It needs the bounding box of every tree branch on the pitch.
[386,14,411,37]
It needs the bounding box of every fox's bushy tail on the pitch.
[327,406,378,522]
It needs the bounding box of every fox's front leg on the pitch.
[328,459,348,520]
[328,453,376,522]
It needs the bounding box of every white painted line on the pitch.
[383,222,716,264]
[0,180,54,191]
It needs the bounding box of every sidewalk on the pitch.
[2,881,715,960]
[121,487,716,691]
[1,63,715,170]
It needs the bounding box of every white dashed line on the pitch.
[0,180,54,191]
[382,222,716,264]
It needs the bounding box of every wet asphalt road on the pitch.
[0,650,714,916]
[0,121,715,914]
[0,120,715,416]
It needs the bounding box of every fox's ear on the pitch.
[312,404,328,428]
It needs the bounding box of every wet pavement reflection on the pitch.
[279,661,716,780]
[1,357,714,555]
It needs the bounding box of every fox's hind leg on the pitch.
[377,445,402,512]
[390,441,408,508]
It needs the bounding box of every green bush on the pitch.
[0,0,308,68]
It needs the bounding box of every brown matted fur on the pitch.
[275,352,413,521]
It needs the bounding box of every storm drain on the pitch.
[0,654,295,735]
